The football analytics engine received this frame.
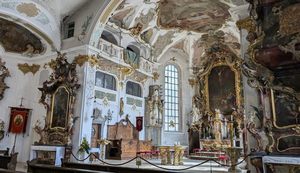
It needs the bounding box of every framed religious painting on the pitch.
[8,107,31,134]
[271,89,299,129]
[50,86,70,129]
[204,62,242,116]
[270,89,300,154]
[36,53,80,145]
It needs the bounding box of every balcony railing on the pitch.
[98,38,123,61]
[98,38,153,75]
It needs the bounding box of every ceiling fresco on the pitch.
[106,0,247,61]
[0,18,44,56]
[157,0,230,33]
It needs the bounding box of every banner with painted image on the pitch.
[136,116,143,132]
[8,107,30,134]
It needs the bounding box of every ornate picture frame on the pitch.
[271,89,300,129]
[37,53,80,145]
[204,61,242,115]
[50,86,71,130]
[196,54,243,116]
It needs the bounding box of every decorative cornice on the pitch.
[18,63,40,75]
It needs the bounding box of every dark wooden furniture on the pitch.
[106,118,152,160]
[62,160,178,173]
[28,161,112,173]
[0,148,9,156]
[0,152,18,171]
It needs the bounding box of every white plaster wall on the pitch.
[156,48,192,146]
[0,46,89,163]
[0,52,55,163]
[62,0,108,50]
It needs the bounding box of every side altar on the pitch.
[31,53,80,165]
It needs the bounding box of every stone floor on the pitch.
[16,158,247,173]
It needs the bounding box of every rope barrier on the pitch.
[70,152,251,172]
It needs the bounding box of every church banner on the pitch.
[8,107,30,134]
[136,116,143,132]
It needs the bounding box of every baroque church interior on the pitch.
[0,0,299,173]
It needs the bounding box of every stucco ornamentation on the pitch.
[17,63,40,75]
[16,3,40,17]
[0,58,9,101]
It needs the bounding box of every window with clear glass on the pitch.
[164,65,180,131]
[65,22,75,38]
[95,71,116,91]
[126,81,142,97]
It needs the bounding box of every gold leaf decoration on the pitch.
[152,72,160,82]
[188,78,197,88]
[18,63,40,75]
[236,17,256,32]
[73,54,100,67]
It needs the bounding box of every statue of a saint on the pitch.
[149,89,163,126]
[191,104,201,123]
[214,109,223,141]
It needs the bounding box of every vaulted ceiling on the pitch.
[107,0,248,62]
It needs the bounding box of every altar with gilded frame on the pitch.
[31,53,80,164]
[189,31,244,153]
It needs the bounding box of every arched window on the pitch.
[95,71,116,91]
[126,81,142,97]
[164,65,180,131]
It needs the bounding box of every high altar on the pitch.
[188,30,244,154]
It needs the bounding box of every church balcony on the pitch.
[92,38,154,77]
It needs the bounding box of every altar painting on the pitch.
[50,86,70,129]
[207,65,236,115]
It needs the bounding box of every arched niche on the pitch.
[124,44,140,69]
[101,30,118,45]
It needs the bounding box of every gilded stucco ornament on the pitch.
[152,72,159,82]
[118,67,135,81]
[194,30,243,115]
[74,54,101,67]
[36,52,80,145]
[0,58,10,101]
[236,17,256,32]
[18,63,40,75]
[188,78,197,88]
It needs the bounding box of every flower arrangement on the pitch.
[78,137,90,155]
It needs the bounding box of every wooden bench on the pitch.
[0,152,18,171]
[62,159,178,173]
[27,161,112,173]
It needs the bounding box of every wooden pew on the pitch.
[27,161,112,173]
[62,160,178,173]
[0,152,18,171]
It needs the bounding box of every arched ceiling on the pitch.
[107,0,249,62]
